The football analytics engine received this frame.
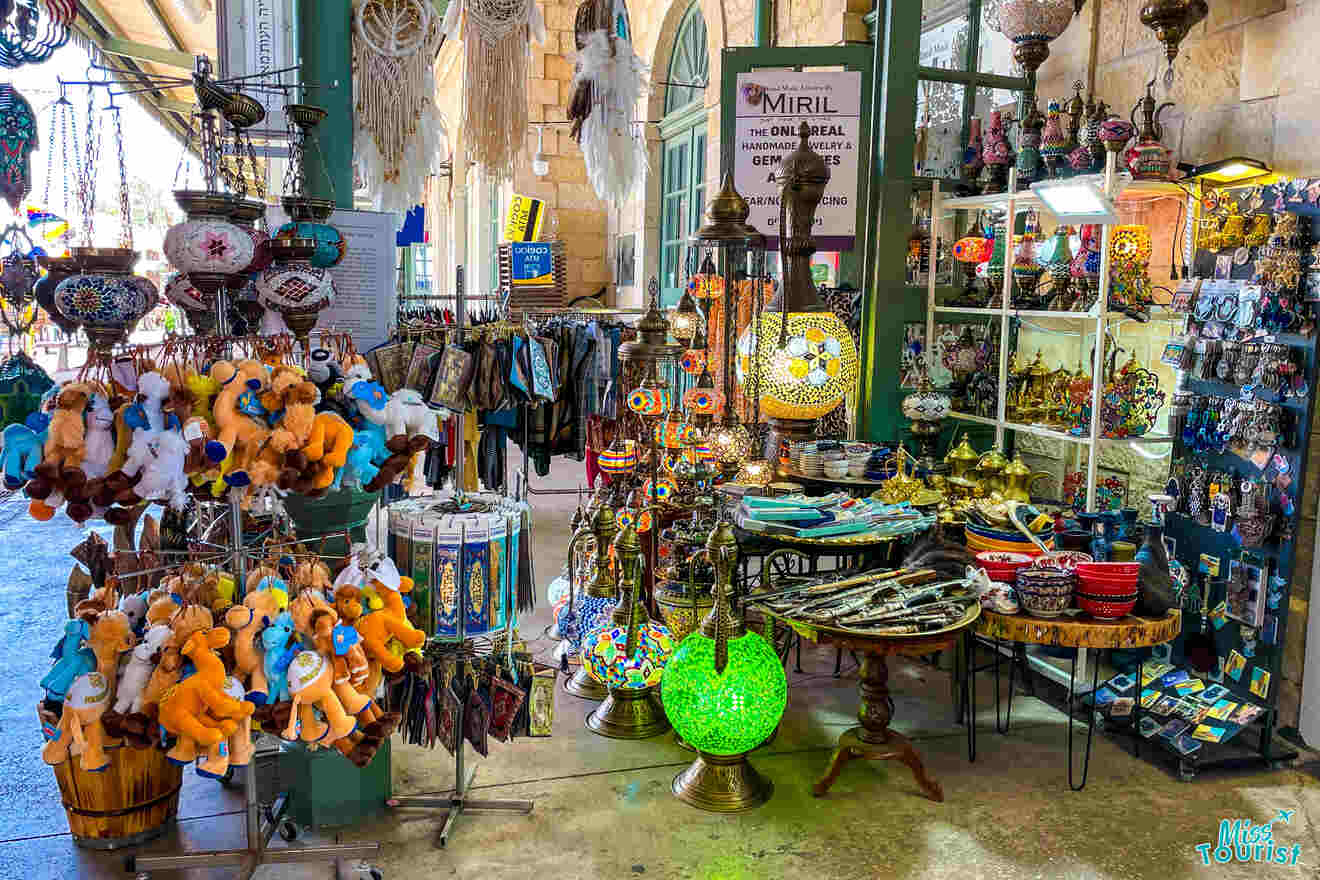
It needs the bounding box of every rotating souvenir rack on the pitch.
[1088,180,1316,779]
[381,493,536,847]
[127,496,383,880]
[926,155,1183,511]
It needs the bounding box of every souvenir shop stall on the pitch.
[15,34,549,878]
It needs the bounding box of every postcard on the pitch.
[1192,724,1227,743]
[1140,689,1162,709]
[1206,700,1238,721]
[1199,684,1230,704]
[1250,667,1272,699]
[1162,669,1190,687]
[1110,697,1134,718]
[1230,703,1265,725]
[1093,687,1117,706]
[1225,651,1247,682]
[1139,717,1162,738]
[1174,678,1206,695]
[1160,719,1190,739]
[1108,674,1135,693]
[1153,696,1181,716]
[1141,663,1174,685]
[1172,733,1204,755]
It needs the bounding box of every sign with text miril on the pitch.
[733,70,861,251]
[510,242,554,286]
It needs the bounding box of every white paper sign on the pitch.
[733,70,862,251]
[317,209,398,351]
[220,0,296,140]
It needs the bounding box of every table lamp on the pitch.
[583,522,674,738]
[662,520,787,811]
[558,504,620,701]
[736,122,858,464]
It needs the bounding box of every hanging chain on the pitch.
[112,102,132,250]
[76,86,101,246]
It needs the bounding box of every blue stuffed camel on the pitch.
[261,611,299,704]
[2,411,50,490]
[330,430,382,491]
[40,619,97,705]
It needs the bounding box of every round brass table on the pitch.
[768,606,980,802]
[963,609,1181,790]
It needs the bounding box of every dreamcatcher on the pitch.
[567,0,647,203]
[442,0,545,180]
[0,1,74,69]
[352,0,448,216]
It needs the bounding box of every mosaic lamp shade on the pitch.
[735,311,859,420]
[255,261,336,339]
[54,260,155,351]
[627,379,672,417]
[662,521,785,811]
[582,618,675,690]
[735,459,775,487]
[991,0,1078,73]
[276,220,346,269]
[164,192,255,298]
[707,420,752,467]
[667,288,704,343]
[598,439,638,475]
[682,383,724,416]
[679,348,707,376]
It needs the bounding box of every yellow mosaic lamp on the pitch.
[735,122,859,460]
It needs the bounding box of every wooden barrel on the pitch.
[52,745,183,850]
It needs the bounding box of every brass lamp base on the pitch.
[563,665,607,701]
[672,751,773,812]
[585,687,671,739]
[676,725,778,753]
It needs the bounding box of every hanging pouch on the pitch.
[528,335,554,401]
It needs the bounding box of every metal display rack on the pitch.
[924,155,1186,512]
[129,498,382,880]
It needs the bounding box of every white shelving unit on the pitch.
[925,155,1185,511]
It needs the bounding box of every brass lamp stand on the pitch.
[585,524,672,739]
[562,505,618,701]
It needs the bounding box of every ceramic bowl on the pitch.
[824,463,849,479]
[1031,551,1094,572]
[1075,590,1137,619]
[1075,562,1139,577]
[1015,568,1075,618]
[1077,574,1138,596]
[965,533,1051,555]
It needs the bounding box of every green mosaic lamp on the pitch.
[661,520,787,812]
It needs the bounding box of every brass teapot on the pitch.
[944,433,981,480]
[976,447,1010,495]
[1002,454,1051,503]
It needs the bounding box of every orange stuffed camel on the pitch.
[158,627,254,778]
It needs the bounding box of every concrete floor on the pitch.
[5,459,1320,879]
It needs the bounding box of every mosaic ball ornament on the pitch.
[582,619,675,690]
[276,220,347,269]
[642,476,678,502]
[707,421,753,467]
[627,385,672,417]
[598,440,638,475]
[654,416,691,449]
[736,311,859,420]
[952,237,991,263]
[688,273,724,299]
[679,348,706,376]
[555,593,615,655]
[615,507,653,533]
[256,261,336,317]
[54,273,152,336]
[661,629,787,755]
[682,385,723,416]
[164,216,256,277]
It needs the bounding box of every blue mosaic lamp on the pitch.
[559,504,619,701]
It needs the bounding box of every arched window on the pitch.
[658,2,709,306]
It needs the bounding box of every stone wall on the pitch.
[427,0,609,305]
[1036,0,1320,177]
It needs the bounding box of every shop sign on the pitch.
[219,0,295,140]
[510,242,554,286]
[505,194,545,242]
[733,70,862,250]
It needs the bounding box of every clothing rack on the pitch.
[128,497,382,880]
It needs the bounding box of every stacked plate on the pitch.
[800,446,824,477]
[965,521,1055,556]
[845,443,874,477]
[1075,562,1139,619]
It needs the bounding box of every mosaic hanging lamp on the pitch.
[989,0,1079,77]
[1140,0,1208,84]
[662,521,786,811]
[0,84,37,213]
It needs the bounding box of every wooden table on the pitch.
[964,609,1181,790]
[770,609,980,803]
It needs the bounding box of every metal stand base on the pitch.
[388,766,533,848]
[672,752,773,813]
[563,665,607,701]
[585,687,671,739]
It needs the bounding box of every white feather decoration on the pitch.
[573,30,649,204]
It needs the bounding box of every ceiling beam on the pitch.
[99,36,194,70]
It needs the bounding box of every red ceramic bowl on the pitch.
[1077,570,1138,590]
[1076,590,1137,619]
[1076,562,1139,578]
[1077,575,1139,597]
[976,551,1035,567]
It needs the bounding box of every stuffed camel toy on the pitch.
[158,627,255,778]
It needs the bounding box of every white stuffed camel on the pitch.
[115,624,172,714]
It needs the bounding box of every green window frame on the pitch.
[658,1,709,308]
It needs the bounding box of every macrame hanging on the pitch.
[353,0,449,216]
[442,0,545,181]
[567,0,647,203]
